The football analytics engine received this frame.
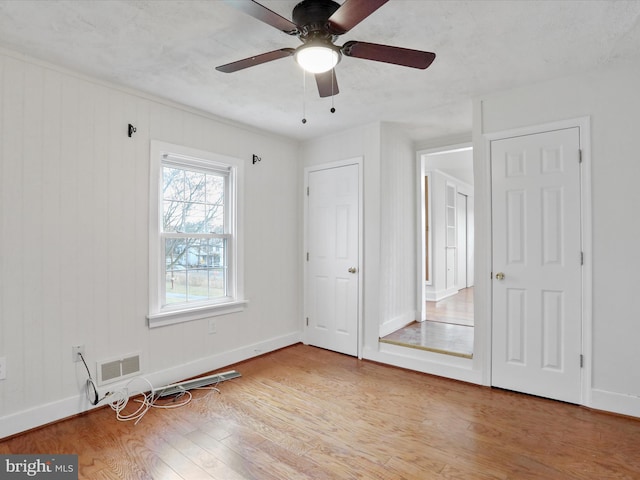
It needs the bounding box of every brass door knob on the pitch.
[348,267,357,274]
[495,272,505,280]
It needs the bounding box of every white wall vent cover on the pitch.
[96,352,142,386]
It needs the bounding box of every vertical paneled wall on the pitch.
[0,50,301,435]
[379,124,417,331]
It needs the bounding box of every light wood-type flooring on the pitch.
[2,344,640,479]
[381,287,474,357]
[426,287,475,327]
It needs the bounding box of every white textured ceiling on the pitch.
[1,0,639,142]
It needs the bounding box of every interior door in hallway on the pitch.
[491,127,582,404]
[305,163,359,356]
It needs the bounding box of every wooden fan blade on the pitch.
[216,48,295,73]
[224,0,298,35]
[327,0,388,35]
[342,41,436,69]
[315,70,339,98]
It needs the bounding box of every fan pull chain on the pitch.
[331,69,336,113]
[301,71,307,124]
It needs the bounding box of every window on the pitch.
[148,141,245,327]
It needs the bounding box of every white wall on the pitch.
[0,48,302,437]
[378,124,418,336]
[475,63,640,417]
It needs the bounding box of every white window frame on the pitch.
[147,140,246,328]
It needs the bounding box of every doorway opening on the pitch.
[380,144,474,358]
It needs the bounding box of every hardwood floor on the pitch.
[427,287,474,327]
[2,344,640,479]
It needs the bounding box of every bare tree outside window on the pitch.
[162,165,228,306]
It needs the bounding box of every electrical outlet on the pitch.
[0,356,6,380]
[208,319,217,334]
[72,345,85,363]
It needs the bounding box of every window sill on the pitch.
[147,299,248,328]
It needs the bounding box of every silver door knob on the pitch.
[495,272,505,280]
[348,267,357,274]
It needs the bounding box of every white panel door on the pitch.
[491,127,582,403]
[306,164,359,356]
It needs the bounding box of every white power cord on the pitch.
[108,376,156,425]
[79,352,222,425]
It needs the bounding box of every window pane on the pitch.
[206,174,225,233]
[183,203,207,233]
[186,269,209,302]
[165,238,187,269]
[185,170,207,204]
[209,268,226,298]
[163,237,227,306]
[210,238,225,267]
[187,239,207,267]
[155,150,237,317]
[209,238,227,298]
[165,269,186,305]
[163,167,184,201]
[206,174,224,204]
[207,204,224,234]
[163,200,184,232]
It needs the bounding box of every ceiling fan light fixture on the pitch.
[295,44,340,73]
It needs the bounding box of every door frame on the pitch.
[303,157,364,358]
[482,117,592,405]
[416,143,472,322]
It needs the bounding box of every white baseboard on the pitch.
[0,331,302,439]
[425,287,459,302]
[379,311,416,337]
[589,388,640,419]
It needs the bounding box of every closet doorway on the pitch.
[380,144,474,357]
[395,144,475,358]
[424,144,474,354]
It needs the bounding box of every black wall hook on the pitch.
[252,154,261,164]
[128,124,137,138]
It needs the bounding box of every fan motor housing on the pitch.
[293,0,340,37]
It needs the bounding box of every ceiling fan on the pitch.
[216,0,436,98]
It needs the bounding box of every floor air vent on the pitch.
[156,370,241,398]
[97,353,142,386]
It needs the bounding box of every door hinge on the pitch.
[306,252,309,261]
[307,186,309,196]
[306,317,309,326]
[578,149,583,163]
[580,251,584,265]
[580,354,584,368]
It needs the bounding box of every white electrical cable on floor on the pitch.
[108,376,156,425]
[79,351,224,425]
